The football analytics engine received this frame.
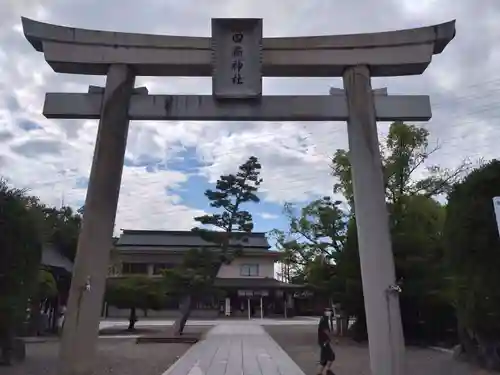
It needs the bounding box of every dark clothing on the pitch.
[320,343,336,366]
[318,316,331,345]
[318,315,335,365]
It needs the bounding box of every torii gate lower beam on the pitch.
[43,92,431,122]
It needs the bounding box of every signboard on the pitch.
[237,290,269,297]
[293,290,314,299]
[493,197,500,237]
[224,297,231,316]
[211,18,263,99]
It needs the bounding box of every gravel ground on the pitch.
[3,326,209,375]
[264,325,494,375]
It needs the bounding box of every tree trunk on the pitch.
[336,315,349,337]
[27,298,42,336]
[127,307,137,331]
[0,326,14,366]
[341,314,349,337]
[50,298,59,333]
[458,328,500,370]
[172,295,192,336]
[457,325,477,359]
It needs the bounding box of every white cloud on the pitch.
[196,121,344,204]
[259,212,279,220]
[116,167,206,232]
[1,0,500,233]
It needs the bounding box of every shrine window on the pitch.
[122,262,148,275]
[240,263,259,276]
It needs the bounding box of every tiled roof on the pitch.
[41,246,73,273]
[116,230,270,249]
[214,277,303,289]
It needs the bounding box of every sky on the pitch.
[1,0,500,245]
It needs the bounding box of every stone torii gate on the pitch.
[22,17,455,375]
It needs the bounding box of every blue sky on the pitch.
[72,143,295,240]
[164,148,290,234]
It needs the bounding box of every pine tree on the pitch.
[168,156,262,335]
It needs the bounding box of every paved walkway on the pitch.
[163,324,306,375]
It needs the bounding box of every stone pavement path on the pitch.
[265,325,495,375]
[163,323,305,375]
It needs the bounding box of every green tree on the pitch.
[302,256,341,304]
[270,197,346,304]
[40,206,81,262]
[0,179,42,365]
[332,121,471,209]
[36,269,58,302]
[105,276,165,331]
[166,156,262,335]
[162,247,223,333]
[444,160,500,369]
[334,217,365,339]
[27,269,59,335]
[272,197,346,263]
[393,196,452,341]
[332,122,469,342]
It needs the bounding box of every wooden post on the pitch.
[58,64,135,375]
[260,296,263,319]
[343,65,405,375]
[284,294,287,319]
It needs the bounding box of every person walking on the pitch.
[57,305,66,334]
[317,308,336,375]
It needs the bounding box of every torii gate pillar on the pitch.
[58,64,135,375]
[343,65,405,374]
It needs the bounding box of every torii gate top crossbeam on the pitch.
[21,17,455,77]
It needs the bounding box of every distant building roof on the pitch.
[214,277,303,289]
[41,246,73,273]
[116,230,270,249]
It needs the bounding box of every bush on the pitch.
[105,276,166,330]
[0,180,42,364]
[444,160,500,369]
